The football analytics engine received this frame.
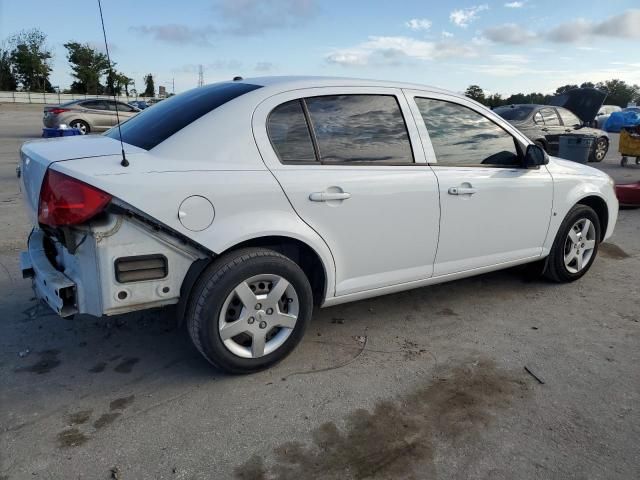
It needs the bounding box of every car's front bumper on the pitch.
[21,229,78,317]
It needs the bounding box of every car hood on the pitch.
[548,88,607,123]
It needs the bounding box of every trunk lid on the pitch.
[19,136,143,224]
[548,87,607,124]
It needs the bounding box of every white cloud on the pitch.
[479,9,640,46]
[213,0,318,34]
[450,5,488,28]
[130,24,217,46]
[504,1,526,8]
[325,36,479,67]
[325,51,369,66]
[405,18,432,31]
[547,9,640,43]
[483,23,537,44]
[442,30,454,38]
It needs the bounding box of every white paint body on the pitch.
[18,77,618,317]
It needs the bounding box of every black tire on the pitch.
[543,205,600,283]
[69,119,90,135]
[590,137,608,162]
[185,248,313,374]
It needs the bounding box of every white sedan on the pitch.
[19,77,618,373]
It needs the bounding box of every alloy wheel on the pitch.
[563,218,596,274]
[594,139,607,161]
[71,121,87,134]
[218,274,299,358]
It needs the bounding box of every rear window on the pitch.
[106,82,262,150]
[494,105,534,121]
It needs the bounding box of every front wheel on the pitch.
[590,137,608,162]
[544,205,600,282]
[186,248,313,374]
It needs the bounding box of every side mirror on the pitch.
[524,144,549,168]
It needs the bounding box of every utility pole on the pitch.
[172,77,175,94]
[198,65,204,87]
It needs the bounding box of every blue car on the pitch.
[128,100,149,110]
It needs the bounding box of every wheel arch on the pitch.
[177,235,330,325]
[576,195,609,241]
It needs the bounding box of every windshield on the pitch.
[494,105,535,121]
[105,82,262,150]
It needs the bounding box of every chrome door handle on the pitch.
[309,192,352,202]
[448,186,476,195]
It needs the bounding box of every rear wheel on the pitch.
[544,205,600,282]
[590,137,608,162]
[69,119,89,135]
[186,248,313,374]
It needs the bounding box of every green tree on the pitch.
[465,84,486,104]
[595,79,639,108]
[528,92,551,104]
[64,42,110,94]
[554,84,579,95]
[0,45,17,91]
[8,29,53,91]
[143,73,155,97]
[117,73,132,96]
[486,93,503,108]
[504,93,528,104]
[580,81,595,89]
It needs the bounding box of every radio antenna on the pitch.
[97,0,128,167]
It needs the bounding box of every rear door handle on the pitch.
[448,186,476,195]
[541,127,549,132]
[309,192,352,202]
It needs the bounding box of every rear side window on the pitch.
[540,108,560,126]
[82,100,105,110]
[557,108,581,127]
[305,95,413,164]
[106,82,262,150]
[533,111,544,125]
[267,100,317,163]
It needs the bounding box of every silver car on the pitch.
[43,99,140,134]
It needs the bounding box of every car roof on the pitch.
[234,75,455,97]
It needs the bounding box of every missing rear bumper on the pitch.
[22,229,78,317]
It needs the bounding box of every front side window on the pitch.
[267,100,316,163]
[540,108,560,126]
[557,108,581,127]
[305,95,413,164]
[415,98,520,167]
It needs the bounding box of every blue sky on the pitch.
[1,0,639,96]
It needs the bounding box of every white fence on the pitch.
[0,90,155,105]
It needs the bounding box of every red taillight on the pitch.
[38,170,112,227]
[49,108,69,115]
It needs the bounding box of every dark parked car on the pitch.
[495,104,609,162]
[128,100,149,110]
